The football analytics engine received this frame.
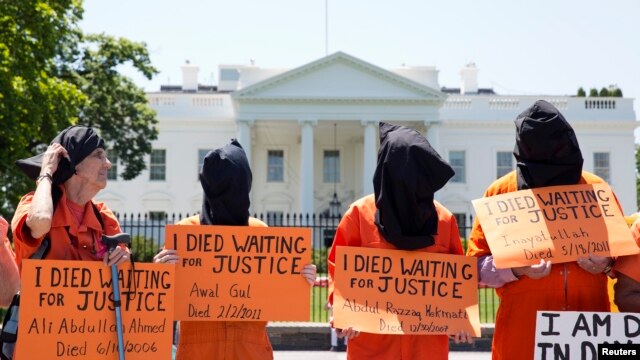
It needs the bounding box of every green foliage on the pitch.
[589,88,599,97]
[576,87,586,97]
[130,235,159,263]
[0,0,158,218]
[611,87,623,97]
[313,247,328,274]
[599,87,610,97]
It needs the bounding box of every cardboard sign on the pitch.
[17,260,175,360]
[472,183,640,268]
[534,311,640,359]
[166,225,311,321]
[333,247,480,336]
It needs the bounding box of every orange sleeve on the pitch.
[95,201,122,236]
[327,205,362,305]
[447,214,464,256]
[614,219,640,282]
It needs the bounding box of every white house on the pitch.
[96,52,638,229]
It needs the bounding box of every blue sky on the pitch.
[81,0,639,117]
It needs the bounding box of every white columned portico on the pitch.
[237,118,254,165]
[361,119,378,196]
[424,118,441,154]
[299,118,317,215]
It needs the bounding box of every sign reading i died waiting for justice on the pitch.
[333,246,481,336]
[472,183,640,269]
[166,224,311,321]
[17,260,175,360]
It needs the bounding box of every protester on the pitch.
[153,139,316,360]
[613,216,640,312]
[466,100,614,359]
[327,122,472,360]
[12,125,130,270]
[0,216,20,307]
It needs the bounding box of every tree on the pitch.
[576,87,586,97]
[589,88,599,97]
[611,87,623,97]
[0,1,158,218]
[599,87,610,97]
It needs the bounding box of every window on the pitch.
[323,150,340,183]
[594,152,610,182]
[107,153,118,180]
[496,151,513,179]
[449,151,466,183]
[266,211,283,226]
[197,149,208,177]
[148,211,166,221]
[150,149,166,181]
[453,213,467,239]
[267,150,284,182]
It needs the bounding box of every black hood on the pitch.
[199,139,252,226]
[514,100,583,190]
[373,122,455,250]
[16,125,106,185]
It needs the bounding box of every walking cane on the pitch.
[102,233,131,360]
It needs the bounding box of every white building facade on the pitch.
[97,52,638,227]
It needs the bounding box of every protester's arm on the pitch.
[0,218,20,307]
[477,255,519,287]
[613,273,640,312]
[26,144,68,239]
[154,249,179,264]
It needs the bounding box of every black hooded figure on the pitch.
[373,122,455,250]
[514,100,583,190]
[199,139,252,226]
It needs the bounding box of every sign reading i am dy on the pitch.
[333,247,480,336]
[472,183,639,269]
[17,260,175,360]
[166,225,312,322]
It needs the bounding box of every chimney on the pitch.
[460,63,479,94]
[181,60,199,91]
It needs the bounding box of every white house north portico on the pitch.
[98,52,638,228]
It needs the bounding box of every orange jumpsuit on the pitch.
[467,171,610,360]
[175,215,273,360]
[11,186,121,271]
[614,219,640,282]
[328,194,463,360]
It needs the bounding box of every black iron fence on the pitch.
[116,212,499,323]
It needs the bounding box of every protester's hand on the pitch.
[153,249,179,264]
[336,326,360,340]
[449,331,473,344]
[41,143,70,176]
[301,264,317,286]
[576,254,612,275]
[104,246,130,266]
[512,259,552,280]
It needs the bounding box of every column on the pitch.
[424,118,441,154]
[361,119,378,196]
[236,118,254,165]
[299,119,317,215]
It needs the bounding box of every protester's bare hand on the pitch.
[41,143,70,175]
[153,249,179,264]
[450,331,473,344]
[103,246,130,266]
[301,264,317,286]
[336,326,360,340]
[576,254,612,275]
[512,259,552,280]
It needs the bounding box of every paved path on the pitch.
[274,351,492,359]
